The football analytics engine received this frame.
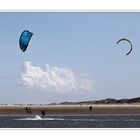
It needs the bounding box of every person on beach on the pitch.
[25,107,32,114]
[89,106,92,112]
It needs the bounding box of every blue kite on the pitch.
[19,30,33,52]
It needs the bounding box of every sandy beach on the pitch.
[0,104,140,115]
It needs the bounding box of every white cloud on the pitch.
[20,61,93,93]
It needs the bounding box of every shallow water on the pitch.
[1,114,140,128]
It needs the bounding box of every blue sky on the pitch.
[0,12,140,104]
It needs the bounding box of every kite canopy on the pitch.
[116,38,133,55]
[19,30,33,52]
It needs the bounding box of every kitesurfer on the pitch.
[41,110,46,117]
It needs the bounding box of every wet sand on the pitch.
[0,104,140,115]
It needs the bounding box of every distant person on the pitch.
[41,110,46,117]
[25,106,32,114]
[89,106,92,112]
[25,107,28,113]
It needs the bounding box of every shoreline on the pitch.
[0,104,140,115]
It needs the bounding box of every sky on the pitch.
[0,12,140,104]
